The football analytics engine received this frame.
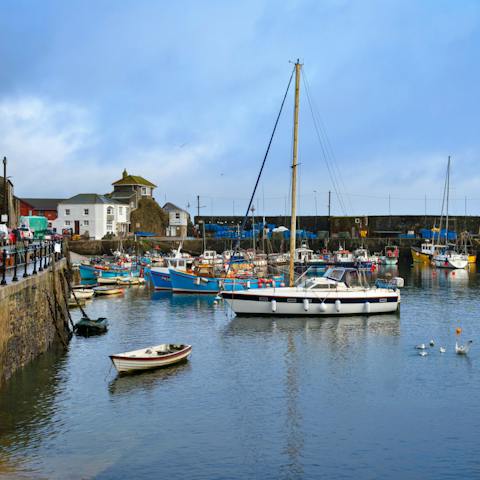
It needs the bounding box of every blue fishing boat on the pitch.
[79,264,97,280]
[169,268,284,294]
[149,257,194,290]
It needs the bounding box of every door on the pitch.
[74,220,80,235]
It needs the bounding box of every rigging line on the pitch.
[301,70,347,215]
[301,74,347,215]
[302,69,354,214]
[235,65,295,249]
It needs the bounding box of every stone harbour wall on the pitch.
[0,259,71,387]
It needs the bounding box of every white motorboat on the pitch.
[433,248,468,269]
[110,344,192,373]
[222,267,402,316]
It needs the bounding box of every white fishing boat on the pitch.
[222,267,401,316]
[110,344,192,373]
[333,246,354,266]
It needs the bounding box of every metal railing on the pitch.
[0,240,65,286]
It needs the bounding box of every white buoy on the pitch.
[364,301,370,313]
[335,299,341,312]
[271,299,277,312]
[303,299,309,311]
[439,347,446,353]
[319,302,327,313]
[213,300,218,305]
[419,351,428,357]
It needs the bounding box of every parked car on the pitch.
[15,227,34,242]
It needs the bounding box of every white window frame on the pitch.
[65,209,70,215]
[84,208,89,215]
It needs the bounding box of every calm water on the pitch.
[1,263,480,479]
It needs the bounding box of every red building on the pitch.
[19,198,64,221]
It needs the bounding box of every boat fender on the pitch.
[335,299,341,312]
[246,281,250,289]
[200,277,209,283]
[319,302,327,313]
[364,301,370,313]
[303,299,309,311]
[195,277,201,285]
[271,299,277,312]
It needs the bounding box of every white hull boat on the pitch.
[70,289,94,300]
[222,267,402,316]
[110,344,192,373]
[433,252,468,269]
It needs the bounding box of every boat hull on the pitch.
[110,345,192,373]
[411,247,431,263]
[150,268,172,290]
[433,257,469,269]
[222,290,400,316]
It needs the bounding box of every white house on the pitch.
[163,202,190,238]
[55,194,129,240]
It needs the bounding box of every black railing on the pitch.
[0,240,65,286]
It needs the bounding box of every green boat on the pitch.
[74,317,108,335]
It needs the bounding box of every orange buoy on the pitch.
[456,327,462,335]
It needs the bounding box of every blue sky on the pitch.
[1,0,479,217]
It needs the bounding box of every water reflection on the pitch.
[108,361,191,397]
[0,346,67,475]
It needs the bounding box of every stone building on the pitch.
[109,169,157,210]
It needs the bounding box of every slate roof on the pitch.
[163,202,189,214]
[60,194,124,205]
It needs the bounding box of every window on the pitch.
[84,208,89,215]
[106,223,113,232]
[107,207,113,215]
[65,209,70,215]
[141,187,147,195]
[84,220,89,226]
[175,213,180,219]
[65,220,71,226]
[119,207,123,214]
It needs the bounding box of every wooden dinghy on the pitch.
[98,276,121,285]
[117,277,140,286]
[93,286,124,296]
[109,344,192,373]
[74,317,108,335]
[70,288,95,300]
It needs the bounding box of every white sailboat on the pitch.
[432,157,468,270]
[222,61,402,316]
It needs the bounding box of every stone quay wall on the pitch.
[0,259,71,387]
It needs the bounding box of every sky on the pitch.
[1,0,480,218]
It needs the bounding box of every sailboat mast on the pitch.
[289,59,301,287]
[445,156,450,245]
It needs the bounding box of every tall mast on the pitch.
[289,60,301,287]
[445,156,450,245]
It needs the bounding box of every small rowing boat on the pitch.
[98,276,121,285]
[93,286,124,296]
[117,277,140,286]
[70,288,94,299]
[110,344,192,373]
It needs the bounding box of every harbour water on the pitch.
[1,262,480,479]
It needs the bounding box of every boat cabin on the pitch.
[303,268,364,290]
[166,257,193,271]
[294,246,314,263]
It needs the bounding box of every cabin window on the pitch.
[65,209,70,215]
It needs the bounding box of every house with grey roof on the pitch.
[55,194,129,239]
[163,202,190,237]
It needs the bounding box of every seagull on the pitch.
[455,340,473,355]
[439,347,446,353]
[419,351,428,357]
[415,343,427,350]
[429,340,435,347]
